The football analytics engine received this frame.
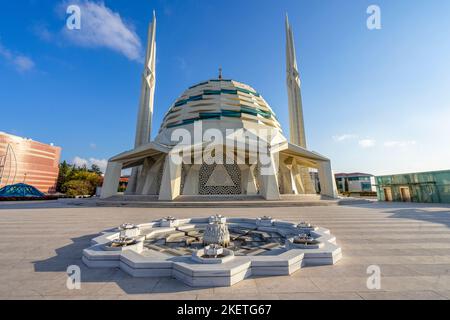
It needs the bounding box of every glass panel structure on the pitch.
[376,170,450,203]
[0,183,45,198]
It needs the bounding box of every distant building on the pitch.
[0,132,61,193]
[119,176,130,191]
[335,173,376,193]
[376,170,450,203]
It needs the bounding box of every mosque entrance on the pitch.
[198,163,242,195]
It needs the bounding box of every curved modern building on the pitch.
[101,13,338,201]
[0,132,61,193]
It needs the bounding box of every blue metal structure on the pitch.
[0,183,45,198]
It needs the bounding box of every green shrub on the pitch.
[57,162,103,196]
[63,180,94,197]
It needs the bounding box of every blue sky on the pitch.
[1,0,449,175]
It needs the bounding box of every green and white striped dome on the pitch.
[159,79,282,132]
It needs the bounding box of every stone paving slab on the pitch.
[0,200,450,299]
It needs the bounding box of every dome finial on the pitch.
[218,67,223,80]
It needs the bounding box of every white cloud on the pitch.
[358,139,376,148]
[89,158,108,172]
[384,140,417,148]
[72,156,89,168]
[72,156,108,173]
[0,41,35,72]
[60,0,142,61]
[332,134,358,142]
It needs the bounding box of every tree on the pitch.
[56,160,104,196]
[63,180,92,197]
[90,164,103,175]
[56,161,71,193]
[62,171,102,196]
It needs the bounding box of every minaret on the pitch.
[285,14,307,148]
[127,11,157,194]
[134,11,157,147]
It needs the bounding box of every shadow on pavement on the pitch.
[387,208,450,229]
[32,234,209,295]
[0,199,100,210]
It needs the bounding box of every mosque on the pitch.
[101,12,338,201]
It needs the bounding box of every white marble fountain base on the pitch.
[82,217,342,287]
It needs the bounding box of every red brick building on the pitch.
[0,132,61,193]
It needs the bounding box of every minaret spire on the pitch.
[127,11,157,195]
[285,13,307,148]
[134,11,157,148]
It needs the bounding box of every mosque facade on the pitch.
[101,13,338,201]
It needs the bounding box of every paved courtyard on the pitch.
[1,200,450,300]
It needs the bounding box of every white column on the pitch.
[239,164,258,196]
[158,154,182,201]
[142,156,165,195]
[259,153,281,200]
[290,160,305,194]
[183,165,201,195]
[136,158,154,194]
[246,164,258,195]
[318,160,338,199]
[280,158,298,195]
[101,161,123,199]
[125,169,139,195]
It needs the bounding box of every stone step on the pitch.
[92,194,372,208]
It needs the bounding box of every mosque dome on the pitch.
[158,79,283,134]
